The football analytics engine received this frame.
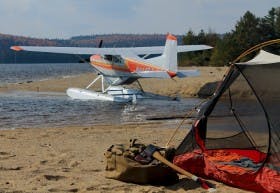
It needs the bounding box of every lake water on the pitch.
[0,91,200,129]
[0,63,200,129]
[0,63,95,84]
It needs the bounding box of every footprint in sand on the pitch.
[7,137,17,139]
[82,169,102,172]
[69,160,80,168]
[44,174,66,181]
[0,166,23,171]
[0,152,9,155]
[40,160,48,165]
[48,188,79,193]
[0,152,16,160]
[68,188,79,193]
[86,186,95,191]
[61,167,71,172]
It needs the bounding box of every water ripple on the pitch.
[0,91,199,129]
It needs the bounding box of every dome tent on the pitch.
[173,48,280,192]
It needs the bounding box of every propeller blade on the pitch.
[98,40,103,48]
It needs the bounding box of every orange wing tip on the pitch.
[11,46,23,51]
[167,33,177,41]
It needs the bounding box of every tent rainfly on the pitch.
[174,50,280,193]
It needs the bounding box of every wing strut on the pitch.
[86,75,105,92]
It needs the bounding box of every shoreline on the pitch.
[0,66,227,98]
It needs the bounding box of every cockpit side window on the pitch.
[104,55,113,61]
[112,55,123,64]
[103,55,123,66]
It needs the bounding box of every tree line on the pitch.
[180,7,280,66]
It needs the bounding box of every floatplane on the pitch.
[11,34,212,102]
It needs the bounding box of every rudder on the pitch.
[163,33,178,72]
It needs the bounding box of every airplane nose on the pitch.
[90,54,102,61]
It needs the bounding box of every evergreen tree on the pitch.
[182,30,196,44]
[259,8,277,41]
[210,33,235,66]
[180,30,216,66]
[275,7,280,37]
[197,30,206,44]
[232,11,261,58]
[258,7,280,54]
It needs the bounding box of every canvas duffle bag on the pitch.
[104,139,178,185]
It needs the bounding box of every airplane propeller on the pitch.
[78,39,103,63]
[98,40,103,48]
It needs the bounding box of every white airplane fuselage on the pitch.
[90,54,176,85]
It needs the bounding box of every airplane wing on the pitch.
[11,45,212,56]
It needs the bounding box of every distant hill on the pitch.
[0,33,183,63]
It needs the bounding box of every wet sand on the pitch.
[0,66,252,192]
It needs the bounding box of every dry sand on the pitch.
[0,66,252,193]
[0,125,251,193]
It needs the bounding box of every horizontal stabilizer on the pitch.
[177,45,212,52]
[176,70,200,78]
[135,71,170,78]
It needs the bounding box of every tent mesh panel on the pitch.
[205,68,269,152]
[237,63,280,170]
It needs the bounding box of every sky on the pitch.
[0,0,279,39]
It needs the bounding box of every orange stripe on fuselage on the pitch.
[125,58,162,72]
[90,61,130,72]
[125,58,176,77]
[91,57,177,78]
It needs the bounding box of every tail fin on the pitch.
[143,33,203,79]
[163,33,178,72]
[146,33,178,72]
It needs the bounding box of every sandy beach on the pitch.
[0,125,251,193]
[0,66,252,193]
